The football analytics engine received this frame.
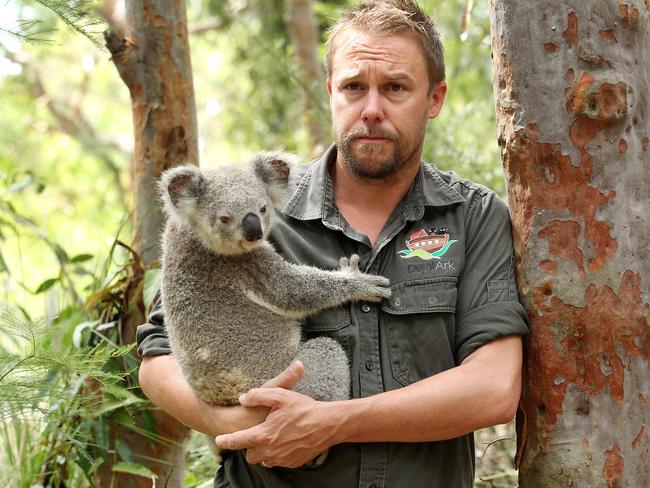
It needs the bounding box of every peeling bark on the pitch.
[106,0,199,266]
[103,0,197,486]
[490,1,650,486]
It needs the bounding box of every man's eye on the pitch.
[344,82,362,91]
[388,83,404,92]
[219,216,232,224]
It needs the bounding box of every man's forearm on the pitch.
[215,336,522,468]
[139,355,268,437]
[326,335,522,445]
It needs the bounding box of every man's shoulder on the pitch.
[423,163,494,204]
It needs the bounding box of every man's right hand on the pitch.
[225,360,306,433]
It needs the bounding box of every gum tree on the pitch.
[490,1,649,486]
[103,0,198,485]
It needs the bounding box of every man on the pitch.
[136,1,529,486]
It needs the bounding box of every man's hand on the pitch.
[139,356,306,437]
[215,386,339,468]
[260,360,305,389]
[220,360,307,435]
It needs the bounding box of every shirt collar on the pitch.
[283,144,465,222]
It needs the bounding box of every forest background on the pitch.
[0,0,519,486]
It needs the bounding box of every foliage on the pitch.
[0,309,140,487]
[2,0,104,47]
[184,432,222,487]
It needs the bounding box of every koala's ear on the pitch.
[250,152,298,208]
[159,165,204,214]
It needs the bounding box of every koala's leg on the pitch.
[292,337,350,402]
[292,336,350,469]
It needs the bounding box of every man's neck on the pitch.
[330,158,420,246]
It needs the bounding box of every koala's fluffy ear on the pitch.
[251,152,298,208]
[159,164,204,217]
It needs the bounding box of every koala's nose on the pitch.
[242,212,263,241]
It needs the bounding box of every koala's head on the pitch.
[160,152,297,256]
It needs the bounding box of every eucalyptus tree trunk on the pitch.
[102,0,198,485]
[490,1,649,486]
[284,0,329,155]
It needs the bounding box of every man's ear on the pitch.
[428,81,447,120]
[159,164,204,215]
[251,152,298,208]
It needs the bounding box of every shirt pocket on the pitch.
[302,306,352,361]
[381,277,458,387]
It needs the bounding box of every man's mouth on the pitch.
[355,136,389,143]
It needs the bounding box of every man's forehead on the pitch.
[335,65,414,81]
[330,29,427,78]
[337,28,419,54]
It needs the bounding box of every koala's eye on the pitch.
[260,205,267,215]
[219,215,232,224]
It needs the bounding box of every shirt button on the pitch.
[365,360,374,371]
[361,304,371,313]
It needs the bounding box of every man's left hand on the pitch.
[215,388,338,468]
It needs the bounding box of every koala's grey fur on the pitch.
[159,152,391,406]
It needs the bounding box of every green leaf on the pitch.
[112,461,157,479]
[6,175,33,193]
[142,268,162,309]
[71,254,93,263]
[35,278,58,294]
[115,438,133,462]
[0,252,8,274]
[72,320,100,348]
[53,244,69,263]
[73,266,93,276]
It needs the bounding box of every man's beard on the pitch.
[338,126,407,180]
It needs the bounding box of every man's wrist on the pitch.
[321,397,369,446]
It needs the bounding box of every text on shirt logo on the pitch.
[407,260,456,273]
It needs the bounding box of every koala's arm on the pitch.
[244,250,390,318]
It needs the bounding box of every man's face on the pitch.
[327,30,446,180]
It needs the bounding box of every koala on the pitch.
[159,152,391,407]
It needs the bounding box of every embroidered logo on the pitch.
[398,227,457,261]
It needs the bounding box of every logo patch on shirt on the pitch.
[398,227,457,261]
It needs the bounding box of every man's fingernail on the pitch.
[215,435,223,446]
[239,394,246,403]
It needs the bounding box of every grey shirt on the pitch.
[137,145,529,488]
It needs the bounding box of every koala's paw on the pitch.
[357,274,392,302]
[339,254,362,273]
[340,255,391,302]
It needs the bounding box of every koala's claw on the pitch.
[339,254,361,273]
[362,282,392,302]
[339,254,391,301]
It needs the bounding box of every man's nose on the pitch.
[360,89,385,124]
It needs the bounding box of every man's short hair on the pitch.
[325,0,445,90]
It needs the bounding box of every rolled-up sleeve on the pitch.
[454,192,529,364]
[136,297,172,357]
